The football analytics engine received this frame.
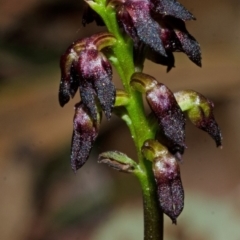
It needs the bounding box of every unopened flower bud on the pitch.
[174,90,222,147]
[114,90,130,107]
[141,139,168,162]
[71,102,100,172]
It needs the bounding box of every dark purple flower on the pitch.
[71,102,100,172]
[111,0,201,69]
[146,17,201,69]
[117,0,167,56]
[153,154,184,224]
[77,49,116,120]
[131,72,186,156]
[146,83,186,155]
[58,33,116,120]
[142,139,184,223]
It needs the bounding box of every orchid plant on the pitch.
[58,0,222,239]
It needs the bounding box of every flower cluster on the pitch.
[131,72,222,222]
[59,32,116,171]
[59,0,222,225]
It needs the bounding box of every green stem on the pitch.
[90,2,164,239]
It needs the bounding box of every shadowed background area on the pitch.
[0,0,240,239]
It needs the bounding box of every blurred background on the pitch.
[0,0,240,239]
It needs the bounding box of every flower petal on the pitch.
[78,49,115,120]
[79,79,98,121]
[152,0,195,21]
[175,29,202,67]
[93,54,116,120]
[161,17,202,67]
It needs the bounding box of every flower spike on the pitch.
[71,102,100,172]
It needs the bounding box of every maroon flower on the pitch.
[77,48,115,120]
[117,0,166,56]
[142,139,184,223]
[146,82,186,155]
[131,72,186,155]
[146,16,201,70]
[153,154,184,224]
[59,33,116,120]
[71,102,100,172]
[111,0,201,70]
